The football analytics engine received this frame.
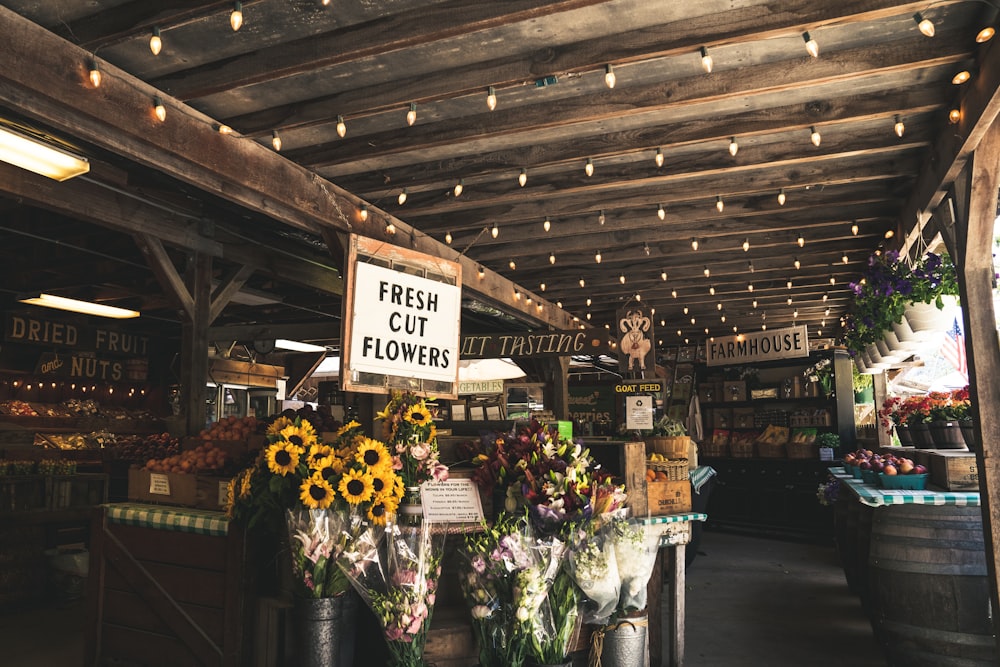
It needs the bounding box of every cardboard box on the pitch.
[723,381,746,402]
[710,408,732,429]
[646,479,692,515]
[928,451,979,491]
[128,467,233,511]
[732,408,755,429]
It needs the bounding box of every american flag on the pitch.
[941,316,968,381]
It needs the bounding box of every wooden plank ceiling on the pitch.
[0,0,996,351]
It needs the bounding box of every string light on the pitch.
[810,126,821,146]
[540,282,546,291]
[710,284,716,295]
[406,103,417,126]
[691,238,699,251]
[851,222,859,235]
[823,293,829,302]
[661,270,668,281]
[671,289,678,298]
[397,188,408,205]
[491,223,499,238]
[230,2,243,31]
[787,296,793,305]
[385,220,396,235]
[655,147,664,167]
[486,86,497,111]
[453,180,464,197]
[549,252,556,264]
[509,259,516,270]
[619,273,626,284]
[585,158,594,177]
[683,307,689,315]
[88,59,101,88]
[797,232,805,247]
[748,282,754,292]
[885,229,895,239]
[643,242,651,256]
[153,96,166,122]
[729,136,739,156]
[543,216,551,232]
[336,115,347,138]
[952,70,971,85]
[977,15,997,43]
[518,168,527,187]
[445,231,452,244]
[753,298,758,308]
[913,10,936,36]
[786,278,793,289]
[699,46,713,73]
[704,265,710,277]
[657,203,665,220]
[794,257,801,270]
[803,31,819,58]
[360,204,368,221]
[216,123,233,134]
[580,277,586,287]
[598,210,606,225]
[894,115,905,138]
[842,252,849,264]
[778,188,786,205]
[748,261,754,273]
[150,27,162,55]
[595,249,602,263]
[829,275,836,285]
[742,238,750,252]
[604,64,616,89]
[478,265,485,279]
[949,108,961,124]
[271,130,282,151]
[716,195,724,212]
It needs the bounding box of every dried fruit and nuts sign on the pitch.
[342,234,462,397]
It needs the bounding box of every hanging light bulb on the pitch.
[671,289,678,298]
[704,265,710,277]
[748,282,754,292]
[914,12,935,38]
[540,282,546,291]
[604,64,616,89]
[847,221,858,236]
[683,306,689,315]
[445,231,453,245]
[216,123,233,135]
[894,115,905,138]
[762,323,767,331]
[598,210,606,225]
[518,168,527,187]
[721,314,727,322]
[149,26,162,55]
[491,223,499,238]
[691,238,699,251]
[709,284,716,295]
[397,188,408,205]
[793,308,799,318]
[549,252,556,265]
[657,203,665,220]
[586,312,591,320]
[385,220,396,235]
[541,216,551,232]
[716,195,724,212]
[691,317,696,325]
[786,278,793,289]
[803,31,819,57]
[778,188,786,206]
[336,115,347,138]
[794,257,801,270]
[643,242,651,256]
[661,270,668,281]
[579,277,586,287]
[453,180,464,197]
[585,158,594,177]
[271,130,282,151]
[829,275,836,285]
[787,296,793,305]
[514,290,521,300]
[953,70,971,85]
[586,297,592,306]
[509,259,516,270]
[230,2,243,31]
[153,96,166,122]
[619,273,626,284]
[406,103,417,126]
[655,147,664,167]
[360,204,368,222]
[949,108,962,124]
[825,307,831,316]
[753,298,759,309]
[717,302,723,310]
[810,126,821,146]
[748,261,755,273]
[729,136,739,156]
[595,249,602,263]
[842,253,849,264]
[699,46,713,73]
[797,232,805,247]
[88,59,101,88]
[742,238,750,252]
[823,293,829,302]
[977,10,998,43]
[885,229,895,239]
[486,86,497,111]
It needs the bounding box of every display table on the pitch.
[830,468,995,666]
[643,512,708,667]
[85,503,253,667]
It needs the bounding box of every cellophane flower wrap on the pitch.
[566,522,620,625]
[377,391,449,488]
[609,515,662,615]
[339,519,446,667]
[226,417,404,598]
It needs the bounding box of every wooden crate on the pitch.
[646,480,692,515]
[128,466,233,511]
[928,451,979,491]
[586,440,648,515]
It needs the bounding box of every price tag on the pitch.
[218,480,230,508]
[149,473,171,496]
[419,479,484,523]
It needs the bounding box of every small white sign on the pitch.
[218,480,230,507]
[626,395,654,430]
[149,473,171,496]
[419,479,484,523]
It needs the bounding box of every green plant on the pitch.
[852,365,873,393]
[815,432,840,449]
[649,414,686,437]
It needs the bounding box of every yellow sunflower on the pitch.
[369,466,398,497]
[266,415,294,436]
[355,438,392,471]
[299,474,336,510]
[338,468,375,505]
[404,403,433,427]
[336,420,361,437]
[390,475,406,500]
[280,422,318,449]
[366,491,400,526]
[306,444,333,469]
[265,441,301,476]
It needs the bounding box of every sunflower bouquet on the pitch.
[227,417,404,598]
[377,391,449,488]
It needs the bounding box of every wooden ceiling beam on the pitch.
[288,34,969,169]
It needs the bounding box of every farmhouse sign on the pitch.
[706,325,809,366]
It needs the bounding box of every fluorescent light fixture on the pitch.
[274,339,327,353]
[19,293,139,319]
[0,124,89,181]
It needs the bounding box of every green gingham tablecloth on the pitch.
[829,467,981,508]
[104,502,230,536]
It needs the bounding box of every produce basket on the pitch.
[877,473,928,490]
[700,441,728,458]
[860,469,878,485]
[648,436,690,459]
[786,442,817,459]
[756,442,786,458]
[729,441,754,458]
[647,458,689,481]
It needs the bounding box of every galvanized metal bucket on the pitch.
[597,615,648,667]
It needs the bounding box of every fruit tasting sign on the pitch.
[706,325,809,366]
[342,234,462,398]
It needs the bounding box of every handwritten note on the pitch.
[420,479,484,523]
[149,473,171,496]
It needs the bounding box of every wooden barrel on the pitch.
[868,504,997,666]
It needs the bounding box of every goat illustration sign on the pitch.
[617,307,655,374]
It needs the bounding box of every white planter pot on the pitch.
[875,339,904,365]
[883,328,919,352]
[904,296,960,340]
[891,315,920,344]
[863,347,888,370]
[854,354,868,373]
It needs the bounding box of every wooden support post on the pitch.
[952,119,1000,658]
[181,252,212,436]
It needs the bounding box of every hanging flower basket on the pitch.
[904,295,959,338]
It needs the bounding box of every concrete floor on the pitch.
[0,529,884,666]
